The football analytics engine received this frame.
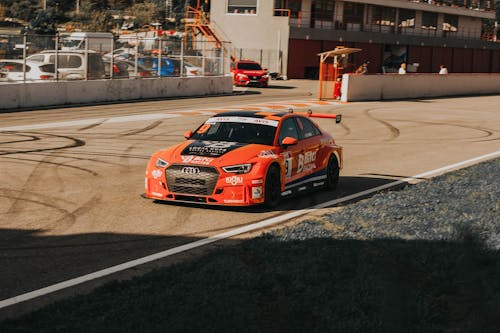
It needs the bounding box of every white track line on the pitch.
[1,150,499,310]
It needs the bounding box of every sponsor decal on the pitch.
[181,166,201,174]
[251,179,264,185]
[181,141,246,157]
[297,150,317,174]
[181,155,214,165]
[313,181,325,187]
[223,199,245,203]
[151,169,163,179]
[281,190,292,196]
[225,175,243,186]
[259,150,277,158]
[206,116,279,127]
[298,186,307,191]
[284,158,293,178]
[151,191,163,197]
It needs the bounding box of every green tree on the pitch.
[127,1,160,27]
[8,0,38,23]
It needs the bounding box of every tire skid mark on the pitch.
[0,193,74,227]
[365,109,400,141]
[0,132,85,156]
[77,120,106,132]
[383,118,496,142]
[12,152,123,167]
[48,194,102,233]
[118,120,163,137]
[0,133,41,145]
[1,156,98,176]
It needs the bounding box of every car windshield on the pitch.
[237,62,262,70]
[190,117,278,146]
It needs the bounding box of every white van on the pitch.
[61,32,113,53]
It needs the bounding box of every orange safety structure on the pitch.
[318,47,361,100]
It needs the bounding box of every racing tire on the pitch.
[264,165,281,208]
[326,154,340,190]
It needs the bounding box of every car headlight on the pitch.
[222,163,252,174]
[237,73,248,79]
[155,157,169,168]
[262,74,269,79]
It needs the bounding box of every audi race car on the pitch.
[144,110,343,207]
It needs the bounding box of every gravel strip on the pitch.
[270,157,500,249]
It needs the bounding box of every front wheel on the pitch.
[326,154,340,190]
[264,165,281,208]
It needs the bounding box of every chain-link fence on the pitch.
[0,33,230,82]
[232,47,282,76]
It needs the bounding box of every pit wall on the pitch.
[341,74,500,102]
[0,76,233,110]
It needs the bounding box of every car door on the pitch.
[278,117,306,184]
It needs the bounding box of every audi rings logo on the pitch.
[181,166,201,174]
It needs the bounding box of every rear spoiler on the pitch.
[289,108,342,124]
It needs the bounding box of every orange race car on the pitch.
[144,110,343,207]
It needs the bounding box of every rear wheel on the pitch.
[264,165,281,208]
[326,154,340,189]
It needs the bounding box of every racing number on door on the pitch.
[285,158,293,178]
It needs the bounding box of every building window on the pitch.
[371,6,396,27]
[398,9,415,28]
[227,0,257,15]
[421,12,437,30]
[442,14,458,31]
[343,2,364,24]
[274,0,301,18]
[312,0,335,21]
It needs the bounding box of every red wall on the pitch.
[288,38,499,78]
[351,42,383,75]
[430,47,453,73]
[472,49,490,72]
[452,48,473,73]
[287,39,322,78]
[408,46,432,73]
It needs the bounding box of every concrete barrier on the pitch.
[341,74,500,102]
[0,76,233,110]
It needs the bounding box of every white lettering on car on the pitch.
[297,151,317,174]
[152,169,163,179]
[225,175,243,186]
[181,155,214,165]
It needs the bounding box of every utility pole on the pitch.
[76,0,80,15]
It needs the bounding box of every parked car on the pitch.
[231,60,269,87]
[144,110,343,207]
[170,58,203,76]
[27,50,105,80]
[137,56,177,77]
[119,60,153,78]
[103,47,136,61]
[103,59,129,79]
[0,59,55,81]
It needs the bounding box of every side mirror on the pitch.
[184,130,193,139]
[281,136,298,147]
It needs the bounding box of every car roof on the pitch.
[0,59,44,66]
[235,60,260,64]
[215,110,289,119]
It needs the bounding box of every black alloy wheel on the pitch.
[326,154,340,189]
[264,165,281,208]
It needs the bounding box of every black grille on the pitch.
[165,164,219,196]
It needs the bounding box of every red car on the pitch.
[231,60,269,87]
[144,110,343,208]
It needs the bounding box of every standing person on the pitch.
[439,64,448,74]
[398,62,407,74]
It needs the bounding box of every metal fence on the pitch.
[0,33,231,83]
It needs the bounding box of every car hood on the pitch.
[160,140,276,165]
[237,70,266,76]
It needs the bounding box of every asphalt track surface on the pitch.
[0,80,499,317]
